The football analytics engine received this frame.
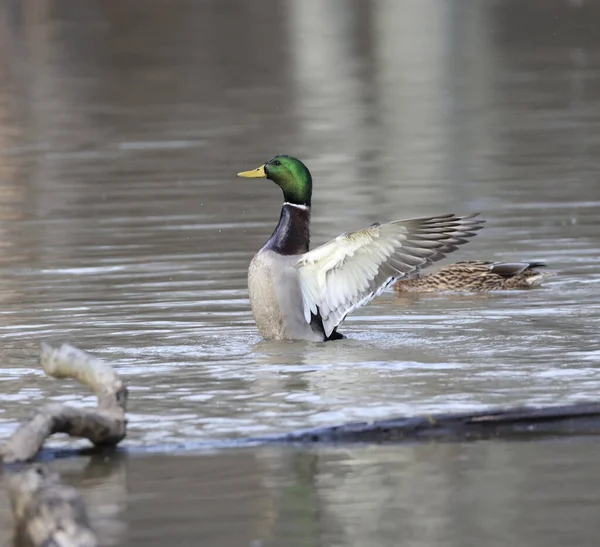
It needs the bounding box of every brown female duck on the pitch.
[394,261,554,293]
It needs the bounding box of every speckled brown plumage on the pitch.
[394,261,555,293]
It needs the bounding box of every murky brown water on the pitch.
[1,0,600,545]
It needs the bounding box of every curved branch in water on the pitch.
[0,343,128,464]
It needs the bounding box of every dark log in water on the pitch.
[271,402,600,444]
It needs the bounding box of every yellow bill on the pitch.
[237,164,267,178]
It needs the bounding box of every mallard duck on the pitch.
[237,155,485,341]
[394,261,555,293]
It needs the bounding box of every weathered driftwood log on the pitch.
[1,343,126,547]
[7,465,97,547]
[0,343,127,464]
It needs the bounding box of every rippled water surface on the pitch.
[1,0,600,545]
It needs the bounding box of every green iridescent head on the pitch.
[237,154,312,206]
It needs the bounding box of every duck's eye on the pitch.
[273,160,281,166]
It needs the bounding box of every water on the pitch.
[1,0,600,545]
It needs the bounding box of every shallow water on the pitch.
[1,0,600,545]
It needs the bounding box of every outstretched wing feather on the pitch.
[296,213,484,337]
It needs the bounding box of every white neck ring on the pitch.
[283,202,310,211]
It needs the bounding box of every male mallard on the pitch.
[394,261,555,293]
[237,155,485,341]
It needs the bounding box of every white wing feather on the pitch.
[295,214,484,337]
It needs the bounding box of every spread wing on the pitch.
[295,213,484,337]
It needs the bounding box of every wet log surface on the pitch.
[18,401,600,461]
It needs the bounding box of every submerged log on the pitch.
[274,402,600,444]
[0,343,127,464]
[8,465,96,547]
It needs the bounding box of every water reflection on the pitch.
[3,441,600,547]
[0,454,128,546]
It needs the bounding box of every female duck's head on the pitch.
[237,155,312,207]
